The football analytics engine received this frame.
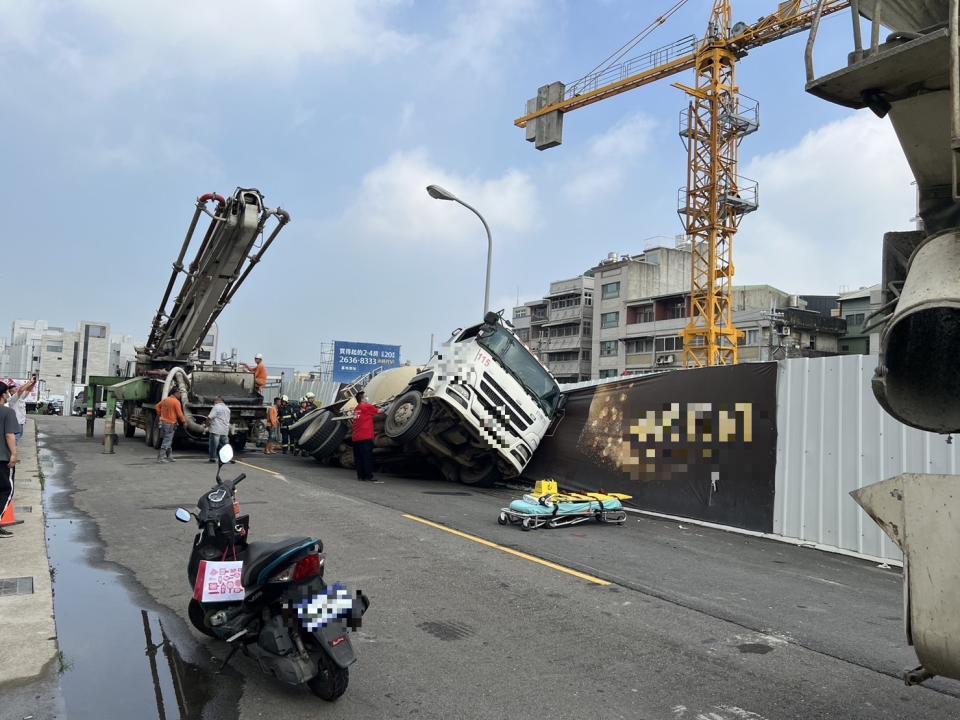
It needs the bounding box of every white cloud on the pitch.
[735,113,915,294]
[0,0,419,92]
[561,113,657,205]
[340,148,540,252]
[433,0,543,77]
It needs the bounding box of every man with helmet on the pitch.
[241,354,268,396]
[278,394,296,454]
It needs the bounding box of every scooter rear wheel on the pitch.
[307,653,349,701]
[188,599,216,638]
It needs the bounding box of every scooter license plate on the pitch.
[290,583,354,631]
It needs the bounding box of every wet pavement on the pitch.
[26,417,960,720]
[39,431,241,720]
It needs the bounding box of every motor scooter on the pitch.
[176,443,368,701]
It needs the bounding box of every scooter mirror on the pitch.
[175,507,192,523]
[218,444,234,465]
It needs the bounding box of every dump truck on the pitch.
[112,188,289,451]
[294,312,565,485]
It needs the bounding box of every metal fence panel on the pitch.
[774,355,958,563]
[262,377,339,407]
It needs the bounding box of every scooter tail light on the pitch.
[291,552,324,583]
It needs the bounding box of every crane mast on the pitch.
[516,0,850,369]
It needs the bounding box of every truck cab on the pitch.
[382,312,564,485]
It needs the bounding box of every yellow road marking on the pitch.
[403,514,610,586]
[234,459,285,478]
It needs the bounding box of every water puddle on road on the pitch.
[39,433,239,720]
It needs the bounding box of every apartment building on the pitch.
[590,247,846,378]
[512,275,594,383]
[836,284,882,355]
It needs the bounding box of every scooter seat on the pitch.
[241,537,315,588]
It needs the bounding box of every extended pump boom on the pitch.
[144,188,290,364]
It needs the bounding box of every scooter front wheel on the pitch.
[307,653,349,701]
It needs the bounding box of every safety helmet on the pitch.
[281,394,289,402]
[305,391,316,400]
[254,353,263,360]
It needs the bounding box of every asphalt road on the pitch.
[31,416,960,720]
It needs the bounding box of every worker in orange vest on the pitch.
[264,396,280,455]
[155,388,186,463]
[241,354,268,396]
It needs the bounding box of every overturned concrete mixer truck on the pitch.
[290,312,566,485]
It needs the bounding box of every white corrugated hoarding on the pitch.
[774,354,958,564]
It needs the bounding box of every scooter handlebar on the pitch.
[233,473,246,485]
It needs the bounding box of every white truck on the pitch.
[380,312,564,485]
[295,312,565,485]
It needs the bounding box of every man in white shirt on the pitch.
[206,396,231,463]
[6,375,37,443]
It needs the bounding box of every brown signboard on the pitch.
[526,363,778,532]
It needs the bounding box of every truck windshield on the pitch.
[477,326,561,415]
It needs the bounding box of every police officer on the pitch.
[278,394,296,454]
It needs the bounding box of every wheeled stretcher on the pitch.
[497,480,630,531]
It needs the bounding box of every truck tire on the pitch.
[298,411,339,454]
[230,435,247,453]
[384,390,430,444]
[288,409,323,442]
[124,418,136,438]
[460,462,501,488]
[311,423,350,460]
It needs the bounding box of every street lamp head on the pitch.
[426,184,457,201]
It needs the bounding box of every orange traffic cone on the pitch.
[0,500,22,526]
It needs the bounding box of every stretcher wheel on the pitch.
[521,518,533,531]
[497,512,508,525]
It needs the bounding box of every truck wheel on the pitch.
[288,408,323,441]
[230,435,247,453]
[299,411,340,454]
[145,414,157,447]
[124,419,136,438]
[460,462,501,488]
[337,446,355,469]
[311,423,350,460]
[384,390,430,443]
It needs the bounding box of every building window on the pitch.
[655,336,684,352]
[516,328,530,342]
[88,325,107,338]
[846,312,865,327]
[665,299,686,320]
[549,351,579,362]
[841,344,849,351]
[625,337,653,354]
[628,305,654,324]
[599,369,618,378]
[601,312,620,329]
[550,296,581,310]
[584,293,593,306]
[600,340,618,357]
[601,282,621,300]
[739,329,760,347]
[582,321,592,337]
[202,334,215,346]
[46,341,64,352]
[513,307,529,319]
[548,324,581,338]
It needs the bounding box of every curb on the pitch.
[0,418,58,686]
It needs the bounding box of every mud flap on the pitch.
[315,621,357,669]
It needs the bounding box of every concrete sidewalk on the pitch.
[0,418,58,685]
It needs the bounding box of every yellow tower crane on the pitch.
[516,0,850,368]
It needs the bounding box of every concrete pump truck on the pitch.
[112,188,289,452]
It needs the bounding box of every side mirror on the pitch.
[175,507,192,523]
[483,311,500,326]
[218,444,234,465]
[557,394,567,413]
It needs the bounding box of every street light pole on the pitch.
[425,184,492,315]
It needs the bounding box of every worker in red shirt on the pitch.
[155,388,186,463]
[352,390,383,481]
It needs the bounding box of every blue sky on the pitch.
[0,0,914,370]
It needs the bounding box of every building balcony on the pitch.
[546,360,589,377]
[539,335,588,352]
[547,306,586,323]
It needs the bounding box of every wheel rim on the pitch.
[393,401,415,427]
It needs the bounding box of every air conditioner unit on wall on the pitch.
[779,326,791,336]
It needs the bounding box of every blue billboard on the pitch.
[332,341,401,384]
